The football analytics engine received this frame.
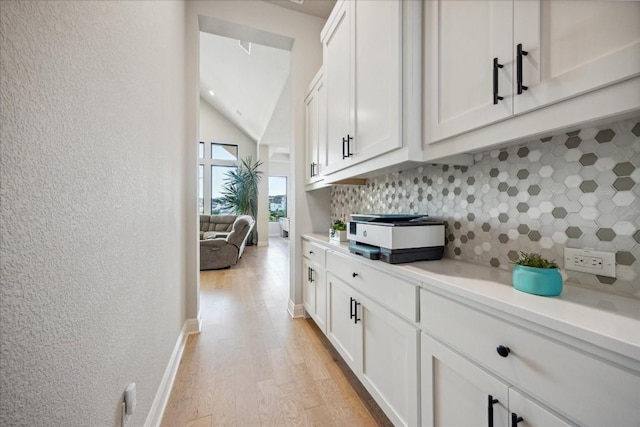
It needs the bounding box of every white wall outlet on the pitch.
[124,383,136,415]
[564,248,616,278]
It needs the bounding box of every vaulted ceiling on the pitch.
[198,0,335,156]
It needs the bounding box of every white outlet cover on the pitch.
[564,248,616,278]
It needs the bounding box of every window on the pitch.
[211,143,238,161]
[268,176,287,221]
[211,165,237,214]
[198,165,204,214]
[198,141,240,215]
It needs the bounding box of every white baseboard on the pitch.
[287,299,305,318]
[257,240,269,247]
[144,316,201,427]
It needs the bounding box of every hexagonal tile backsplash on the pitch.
[331,117,640,298]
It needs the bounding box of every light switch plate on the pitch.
[564,248,616,278]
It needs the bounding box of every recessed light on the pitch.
[289,0,304,4]
[208,90,215,96]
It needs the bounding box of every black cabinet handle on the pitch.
[350,297,355,320]
[517,44,529,94]
[493,58,504,105]
[342,134,353,159]
[309,251,314,255]
[511,413,523,427]
[352,272,358,278]
[309,268,314,283]
[496,345,511,357]
[308,267,311,281]
[310,162,314,178]
[488,395,499,427]
[354,300,361,324]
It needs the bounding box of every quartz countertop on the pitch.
[303,233,640,364]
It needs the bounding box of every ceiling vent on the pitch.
[239,40,251,55]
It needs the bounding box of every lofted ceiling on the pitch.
[199,32,291,146]
[199,1,335,157]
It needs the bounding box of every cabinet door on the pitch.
[514,1,640,114]
[302,259,315,316]
[421,333,509,427]
[326,274,358,369]
[424,0,513,144]
[304,84,319,185]
[358,295,419,427]
[509,388,572,427]
[324,0,354,175]
[313,266,327,334]
[353,0,402,162]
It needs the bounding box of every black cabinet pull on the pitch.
[309,268,314,283]
[354,300,361,324]
[488,395,499,427]
[308,267,311,282]
[517,44,529,94]
[511,413,523,427]
[310,162,315,177]
[352,272,358,278]
[496,345,511,357]
[350,297,355,320]
[309,251,314,255]
[342,134,353,159]
[493,58,504,105]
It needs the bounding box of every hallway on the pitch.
[161,238,391,426]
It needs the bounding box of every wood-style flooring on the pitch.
[161,238,392,427]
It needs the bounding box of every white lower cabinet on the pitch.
[421,333,570,427]
[302,258,326,333]
[327,272,419,426]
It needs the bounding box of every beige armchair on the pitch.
[200,215,255,270]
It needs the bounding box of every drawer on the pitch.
[302,240,326,267]
[420,289,640,426]
[327,251,417,322]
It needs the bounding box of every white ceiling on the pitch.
[198,1,335,157]
[262,0,336,19]
[199,32,291,145]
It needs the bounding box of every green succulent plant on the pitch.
[512,252,558,269]
[331,219,347,231]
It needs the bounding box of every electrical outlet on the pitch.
[564,248,616,278]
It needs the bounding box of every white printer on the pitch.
[347,214,445,264]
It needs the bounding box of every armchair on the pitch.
[200,215,255,270]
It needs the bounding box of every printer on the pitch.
[347,214,445,264]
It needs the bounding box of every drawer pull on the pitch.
[350,297,355,320]
[511,413,523,426]
[354,300,361,324]
[488,395,499,427]
[352,272,359,278]
[496,345,511,358]
[309,251,314,255]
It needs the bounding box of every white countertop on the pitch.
[303,234,640,364]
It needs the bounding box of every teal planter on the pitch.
[512,265,563,296]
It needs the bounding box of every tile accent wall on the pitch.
[331,117,640,298]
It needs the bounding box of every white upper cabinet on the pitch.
[424,1,514,143]
[304,69,327,186]
[424,0,640,146]
[323,0,353,174]
[513,1,640,114]
[322,0,403,175]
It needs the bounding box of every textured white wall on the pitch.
[199,97,257,160]
[0,2,186,426]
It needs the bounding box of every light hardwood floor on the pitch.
[161,238,392,427]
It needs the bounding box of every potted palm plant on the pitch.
[219,156,263,245]
[511,252,563,296]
